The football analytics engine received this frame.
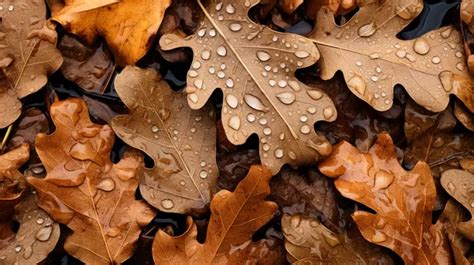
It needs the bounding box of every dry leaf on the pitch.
[27,98,156,264]
[441,169,474,241]
[310,0,474,112]
[160,0,337,174]
[282,214,394,264]
[50,0,171,65]
[59,35,115,94]
[0,145,60,264]
[280,0,304,14]
[305,0,357,19]
[47,0,120,14]
[0,0,63,128]
[111,66,218,214]
[454,100,474,131]
[462,0,474,34]
[152,165,278,264]
[319,133,451,264]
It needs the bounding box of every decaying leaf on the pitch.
[111,66,217,214]
[282,214,394,264]
[27,98,156,264]
[160,0,337,174]
[441,169,474,241]
[59,35,115,94]
[0,145,60,264]
[0,0,63,128]
[50,0,171,65]
[310,0,474,112]
[152,165,278,264]
[319,133,451,264]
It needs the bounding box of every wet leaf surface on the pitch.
[160,0,337,175]
[27,98,156,264]
[319,133,451,264]
[112,66,218,214]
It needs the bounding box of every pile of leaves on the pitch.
[0,0,473,264]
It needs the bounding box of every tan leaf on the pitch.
[319,133,451,265]
[59,35,115,94]
[111,66,217,214]
[305,0,357,19]
[282,214,394,264]
[27,98,156,264]
[310,0,474,112]
[0,0,63,128]
[50,0,171,65]
[0,145,60,264]
[160,0,337,174]
[152,165,278,264]
[454,100,474,131]
[47,0,120,14]
[441,169,474,241]
[462,0,474,34]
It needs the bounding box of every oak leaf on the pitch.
[454,100,474,131]
[462,0,474,34]
[50,0,171,65]
[441,169,474,241]
[111,66,218,214]
[319,133,451,265]
[27,98,156,265]
[160,0,337,174]
[0,0,63,129]
[152,165,278,264]
[282,214,394,264]
[310,0,474,112]
[0,145,60,265]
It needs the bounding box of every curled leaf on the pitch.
[152,165,278,264]
[160,0,337,174]
[27,98,156,264]
[319,133,451,264]
[112,66,218,213]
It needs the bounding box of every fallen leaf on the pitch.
[217,148,260,191]
[310,0,474,112]
[319,133,451,264]
[47,0,120,14]
[6,108,50,152]
[152,165,278,264]
[305,0,357,19]
[58,35,115,94]
[454,100,474,131]
[160,0,337,174]
[50,0,171,65]
[27,98,156,264]
[111,66,218,214]
[441,169,474,241]
[280,0,304,14]
[462,0,474,34]
[0,145,60,264]
[282,214,394,264]
[0,0,63,128]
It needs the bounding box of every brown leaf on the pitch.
[27,98,156,264]
[305,0,357,19]
[0,0,63,128]
[282,214,394,264]
[47,0,120,14]
[462,0,474,34]
[111,66,218,214]
[454,100,474,131]
[280,0,304,14]
[160,0,337,174]
[319,133,451,264]
[310,0,474,112]
[58,35,115,94]
[50,0,171,65]
[152,165,278,264]
[441,169,474,241]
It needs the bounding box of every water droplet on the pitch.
[180,180,186,186]
[225,3,235,14]
[441,27,452,38]
[257,51,271,62]
[373,171,394,190]
[215,2,223,11]
[323,108,334,119]
[8,4,14,11]
[161,199,174,209]
[152,125,159,133]
[274,149,284,158]
[288,80,301,92]
[263,127,272,135]
[456,63,464,71]
[217,46,227,56]
[229,22,242,32]
[276,92,296,104]
[198,28,206,37]
[23,246,32,259]
[96,178,115,192]
[247,113,256,122]
[371,75,379,82]
[226,94,239,109]
[262,144,270,151]
[244,94,267,111]
[229,115,241,130]
[192,61,201,69]
[307,107,316,114]
[188,70,198,78]
[376,67,382,73]
[347,75,366,96]
[300,125,311,134]
[199,170,208,179]
[245,0,251,7]
[208,67,216,74]
[201,50,211,60]
[447,182,456,193]
[279,133,285,140]
[294,51,310,58]
[209,29,216,37]
[413,37,430,55]
[15,246,22,252]
[369,53,380,59]
[300,115,308,122]
[356,61,362,66]
[395,50,406,58]
[268,79,276,87]
[36,218,44,225]
[194,79,204,89]
[36,226,53,241]
[432,56,441,64]
[358,21,377,37]
[189,93,199,103]
[307,90,323,100]
[217,71,225,79]
[455,52,463,58]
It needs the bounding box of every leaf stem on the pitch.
[1,125,13,152]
